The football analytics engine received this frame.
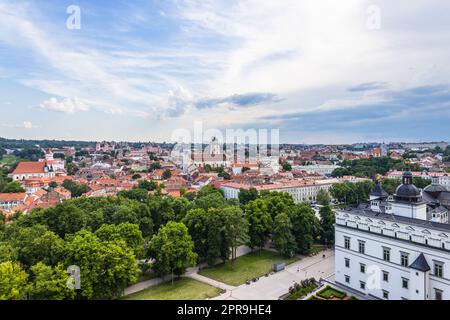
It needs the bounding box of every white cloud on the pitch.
[22,121,33,129]
[39,97,89,114]
[1,120,36,129]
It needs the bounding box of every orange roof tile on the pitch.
[13,162,46,174]
[0,193,27,202]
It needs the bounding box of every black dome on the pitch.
[370,182,388,198]
[394,170,422,202]
[395,184,421,198]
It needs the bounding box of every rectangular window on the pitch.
[402,278,409,289]
[382,290,389,299]
[401,253,409,267]
[434,262,444,278]
[383,271,389,282]
[383,248,390,262]
[360,281,366,290]
[360,263,366,274]
[358,241,365,254]
[345,258,350,268]
[435,289,443,301]
[344,237,351,249]
[345,275,350,283]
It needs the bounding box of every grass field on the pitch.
[122,278,222,300]
[198,250,299,286]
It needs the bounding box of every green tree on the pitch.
[319,205,335,244]
[197,185,224,198]
[289,204,320,254]
[118,188,150,202]
[95,223,144,258]
[194,192,225,210]
[238,187,259,205]
[272,213,297,257]
[381,178,401,195]
[2,181,25,193]
[316,189,331,206]
[150,162,161,170]
[5,225,65,267]
[413,177,431,189]
[282,162,292,171]
[137,179,158,191]
[48,181,58,189]
[0,261,28,300]
[65,230,138,299]
[149,221,197,279]
[260,191,295,219]
[168,197,190,222]
[162,169,172,180]
[132,173,142,180]
[0,242,17,263]
[62,179,90,198]
[221,206,249,267]
[245,199,273,250]
[28,262,76,300]
[182,208,209,260]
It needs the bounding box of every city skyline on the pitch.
[1,1,450,143]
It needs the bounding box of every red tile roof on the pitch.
[13,162,46,174]
[0,193,27,202]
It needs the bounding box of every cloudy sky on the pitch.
[1,0,450,144]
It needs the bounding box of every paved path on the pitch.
[185,272,236,292]
[124,275,173,296]
[211,249,335,300]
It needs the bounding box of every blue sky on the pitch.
[1,0,450,144]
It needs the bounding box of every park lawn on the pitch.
[122,278,221,300]
[198,250,299,286]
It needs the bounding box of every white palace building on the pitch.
[335,170,450,300]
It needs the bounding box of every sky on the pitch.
[1,0,450,144]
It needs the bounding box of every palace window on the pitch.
[383,247,391,262]
[435,289,443,301]
[360,263,366,274]
[434,262,444,278]
[402,278,409,289]
[344,237,351,249]
[382,290,389,299]
[360,281,366,290]
[345,258,350,268]
[358,241,365,254]
[401,252,409,267]
[345,275,350,283]
[383,271,389,282]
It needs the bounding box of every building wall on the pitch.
[335,218,450,300]
[221,183,331,203]
[12,172,55,181]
